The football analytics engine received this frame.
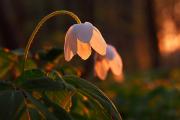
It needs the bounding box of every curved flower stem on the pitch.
[23,10,81,72]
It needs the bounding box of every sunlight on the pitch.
[158,18,180,55]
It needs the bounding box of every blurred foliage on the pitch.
[94,69,180,120]
[0,47,122,120]
[0,47,180,120]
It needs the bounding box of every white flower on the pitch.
[64,22,107,61]
[94,44,123,80]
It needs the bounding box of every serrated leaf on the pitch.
[63,76,122,120]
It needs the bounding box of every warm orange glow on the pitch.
[3,48,10,52]
[158,18,180,55]
[113,73,124,83]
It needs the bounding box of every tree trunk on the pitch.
[145,0,160,68]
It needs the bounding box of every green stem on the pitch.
[23,10,81,72]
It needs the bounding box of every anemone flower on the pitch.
[64,22,107,61]
[94,44,123,80]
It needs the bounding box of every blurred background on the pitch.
[0,0,180,119]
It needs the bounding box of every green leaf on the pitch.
[16,69,45,83]
[29,108,42,120]
[13,105,26,120]
[70,93,113,120]
[58,66,78,76]
[46,71,76,112]
[16,69,66,91]
[46,90,74,112]
[42,95,73,120]
[20,77,66,91]
[70,93,109,120]
[17,59,37,73]
[26,92,58,120]
[79,93,110,120]
[0,90,24,120]
[63,75,122,120]
[0,81,14,91]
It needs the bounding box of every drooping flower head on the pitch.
[64,22,107,61]
[94,44,123,81]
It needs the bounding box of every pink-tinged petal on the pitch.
[94,58,110,80]
[106,45,116,60]
[74,22,93,43]
[109,47,123,75]
[64,25,77,61]
[113,73,124,83]
[77,39,91,60]
[90,27,107,55]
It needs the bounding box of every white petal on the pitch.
[75,22,93,43]
[94,58,109,80]
[109,47,123,75]
[77,39,91,60]
[64,25,77,61]
[90,27,107,55]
